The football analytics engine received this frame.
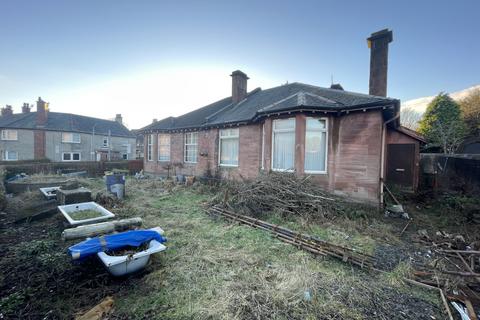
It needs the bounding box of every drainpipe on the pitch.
[380,109,399,207]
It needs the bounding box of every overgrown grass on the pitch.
[0,177,443,319]
[112,182,442,320]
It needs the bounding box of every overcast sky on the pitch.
[1,0,479,129]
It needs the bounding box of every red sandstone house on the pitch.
[140,29,424,204]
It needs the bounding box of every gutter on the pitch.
[379,109,400,207]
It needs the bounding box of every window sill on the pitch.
[1,139,18,141]
[184,161,198,164]
[158,160,171,162]
[62,160,81,162]
[62,141,81,144]
[219,164,238,168]
[305,170,327,175]
[272,168,294,173]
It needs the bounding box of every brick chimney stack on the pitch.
[22,103,31,113]
[1,105,13,116]
[36,97,48,127]
[367,29,393,97]
[231,70,249,103]
[115,114,123,125]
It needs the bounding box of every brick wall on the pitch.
[33,130,46,159]
[144,110,385,203]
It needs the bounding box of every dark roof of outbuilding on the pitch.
[0,112,135,138]
[142,82,399,132]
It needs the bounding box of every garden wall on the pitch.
[0,160,143,178]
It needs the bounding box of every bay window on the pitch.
[158,134,171,161]
[305,118,328,173]
[272,118,295,171]
[184,132,198,163]
[219,128,239,166]
[147,134,153,161]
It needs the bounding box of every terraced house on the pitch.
[141,30,424,204]
[0,98,136,162]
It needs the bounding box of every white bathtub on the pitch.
[39,186,60,200]
[97,227,166,276]
[58,202,115,226]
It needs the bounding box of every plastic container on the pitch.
[97,227,166,276]
[58,201,115,226]
[39,186,60,200]
[105,173,125,194]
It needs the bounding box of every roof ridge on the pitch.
[293,82,396,100]
[204,87,262,123]
[258,92,300,112]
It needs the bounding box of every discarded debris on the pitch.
[75,296,114,320]
[216,172,369,219]
[62,217,143,240]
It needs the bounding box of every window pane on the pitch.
[274,118,295,130]
[220,128,239,137]
[73,153,80,161]
[220,137,239,165]
[6,151,18,160]
[306,118,326,130]
[158,134,170,161]
[273,131,295,170]
[63,153,71,160]
[305,130,326,172]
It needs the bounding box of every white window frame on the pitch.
[62,132,81,144]
[1,130,18,141]
[271,118,296,172]
[147,134,153,161]
[304,117,328,174]
[62,152,81,162]
[158,134,171,162]
[184,132,198,163]
[4,150,18,161]
[218,128,239,167]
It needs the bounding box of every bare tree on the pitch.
[400,107,422,131]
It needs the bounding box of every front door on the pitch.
[386,144,415,188]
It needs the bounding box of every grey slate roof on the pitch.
[142,82,398,132]
[0,112,135,138]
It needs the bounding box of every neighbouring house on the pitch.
[0,99,136,162]
[140,29,424,204]
[131,129,145,159]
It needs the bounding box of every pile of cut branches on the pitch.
[216,172,372,220]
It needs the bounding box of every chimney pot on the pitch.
[22,103,31,113]
[231,70,249,103]
[367,29,393,97]
[1,105,13,116]
[115,113,123,125]
[152,118,158,123]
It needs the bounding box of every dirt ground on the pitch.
[2,176,477,319]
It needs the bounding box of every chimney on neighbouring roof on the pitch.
[231,70,249,103]
[152,118,158,123]
[115,114,123,125]
[36,97,48,126]
[22,103,31,113]
[367,29,393,97]
[1,105,13,116]
[330,83,344,91]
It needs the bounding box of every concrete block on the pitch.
[57,187,92,205]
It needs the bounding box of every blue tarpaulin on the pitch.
[68,230,167,260]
